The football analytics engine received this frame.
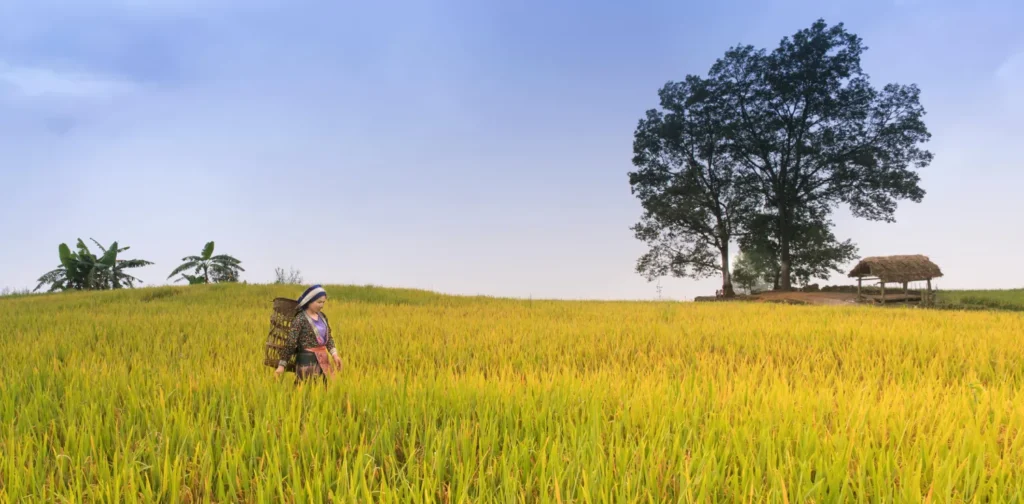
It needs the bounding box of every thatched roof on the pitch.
[847,255,943,283]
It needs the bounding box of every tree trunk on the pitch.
[720,246,735,297]
[778,236,792,291]
[777,203,793,291]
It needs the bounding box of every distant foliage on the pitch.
[34,238,153,293]
[168,241,244,285]
[273,267,303,285]
[0,287,32,297]
[731,251,772,294]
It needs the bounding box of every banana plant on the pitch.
[168,241,244,284]
[88,238,153,289]
[35,244,78,292]
[35,238,153,292]
[179,274,207,285]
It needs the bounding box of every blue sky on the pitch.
[1,0,1021,300]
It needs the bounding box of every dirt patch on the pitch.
[751,291,859,306]
[695,291,861,306]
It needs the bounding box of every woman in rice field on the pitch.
[274,284,343,383]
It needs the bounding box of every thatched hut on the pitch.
[847,254,943,305]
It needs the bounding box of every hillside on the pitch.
[2,283,1024,501]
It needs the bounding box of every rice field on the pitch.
[936,289,1024,312]
[2,283,1024,502]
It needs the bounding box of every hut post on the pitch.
[926,278,932,306]
[903,282,908,303]
[880,282,885,304]
[857,277,862,301]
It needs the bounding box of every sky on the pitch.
[0,0,1022,301]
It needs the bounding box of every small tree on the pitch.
[35,238,152,292]
[1,287,32,297]
[739,206,859,289]
[274,267,303,284]
[89,239,153,289]
[168,241,244,284]
[212,267,240,283]
[731,251,767,294]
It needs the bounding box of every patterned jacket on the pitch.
[277,311,339,368]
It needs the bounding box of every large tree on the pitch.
[709,19,932,290]
[629,75,758,297]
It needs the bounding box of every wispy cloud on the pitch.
[995,50,1023,110]
[0,60,142,136]
[0,62,137,100]
[995,51,1022,80]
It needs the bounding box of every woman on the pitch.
[275,284,343,383]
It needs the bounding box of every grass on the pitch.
[2,283,1024,501]
[935,289,1024,312]
[0,287,32,298]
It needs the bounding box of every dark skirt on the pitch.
[294,350,327,385]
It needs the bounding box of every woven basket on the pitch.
[264,297,299,371]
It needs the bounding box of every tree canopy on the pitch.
[629,19,931,292]
[711,19,931,289]
[629,75,757,297]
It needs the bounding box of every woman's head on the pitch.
[297,284,327,314]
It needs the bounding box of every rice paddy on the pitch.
[2,283,1024,502]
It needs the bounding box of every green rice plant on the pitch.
[936,289,1024,312]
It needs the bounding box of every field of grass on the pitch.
[3,283,1024,502]
[936,288,1024,312]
